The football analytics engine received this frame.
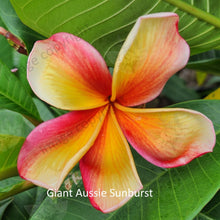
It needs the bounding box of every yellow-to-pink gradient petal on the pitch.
[17,106,108,191]
[115,104,216,168]
[80,107,142,213]
[111,13,190,106]
[28,32,112,110]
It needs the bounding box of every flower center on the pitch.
[108,96,114,105]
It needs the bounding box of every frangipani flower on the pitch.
[18,13,216,213]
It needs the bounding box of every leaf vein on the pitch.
[168,170,183,219]
[190,36,220,48]
[156,179,162,220]
[35,0,70,23]
[50,0,109,34]
[91,0,161,45]
[77,0,137,36]
[186,26,215,42]
[179,17,198,32]
[196,158,214,183]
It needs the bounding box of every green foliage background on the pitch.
[0,0,220,219]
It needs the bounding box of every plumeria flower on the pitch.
[18,12,215,213]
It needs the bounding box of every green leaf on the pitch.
[194,213,215,220]
[50,106,69,117]
[0,0,43,52]
[0,60,41,121]
[10,0,220,66]
[187,50,220,75]
[0,110,34,180]
[198,190,220,220]
[13,54,33,95]
[33,98,55,121]
[0,35,13,69]
[0,176,34,201]
[206,76,220,87]
[0,109,34,137]
[162,75,200,103]
[3,187,46,220]
[0,134,25,180]
[0,17,14,69]
[27,100,220,220]
[0,198,13,219]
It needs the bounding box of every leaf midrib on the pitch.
[11,0,220,40]
[163,0,220,28]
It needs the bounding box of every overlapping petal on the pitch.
[111,13,190,106]
[80,107,142,213]
[18,106,108,191]
[27,32,112,110]
[114,104,215,168]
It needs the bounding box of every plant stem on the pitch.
[163,0,220,28]
[23,115,43,127]
[0,27,28,55]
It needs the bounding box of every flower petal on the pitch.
[18,106,108,191]
[111,13,190,106]
[114,104,216,168]
[28,32,112,110]
[80,107,142,213]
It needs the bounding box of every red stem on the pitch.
[0,27,27,55]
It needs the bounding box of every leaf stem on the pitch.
[0,27,28,55]
[23,115,43,127]
[163,0,220,28]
